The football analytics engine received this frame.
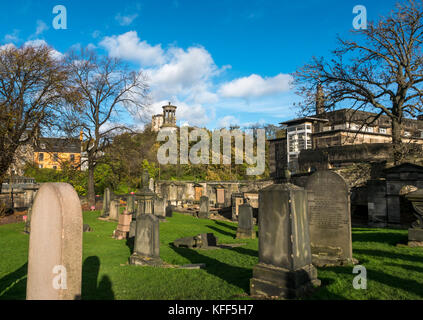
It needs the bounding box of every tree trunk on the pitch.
[391,117,403,165]
[87,163,96,208]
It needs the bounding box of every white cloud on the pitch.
[100,31,165,66]
[115,13,139,26]
[4,29,20,43]
[35,20,49,36]
[24,40,63,60]
[219,73,293,98]
[217,115,240,128]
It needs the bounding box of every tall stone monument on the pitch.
[305,171,353,267]
[127,194,135,215]
[130,214,162,266]
[236,203,256,239]
[405,189,423,247]
[198,196,209,219]
[26,183,83,300]
[250,171,320,299]
[101,188,111,217]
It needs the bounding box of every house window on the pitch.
[40,143,46,149]
[53,153,58,162]
[53,166,57,170]
[404,131,411,137]
[366,127,374,133]
[70,154,75,162]
[38,164,43,169]
[38,153,44,161]
[379,128,387,134]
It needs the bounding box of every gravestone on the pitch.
[26,183,82,300]
[154,197,166,220]
[198,196,209,219]
[135,170,155,218]
[404,189,423,247]
[231,193,244,221]
[173,233,218,249]
[250,173,319,299]
[127,194,135,215]
[113,212,132,240]
[305,171,353,267]
[130,214,162,266]
[24,205,32,234]
[236,203,255,239]
[165,200,173,217]
[149,178,155,192]
[101,188,111,217]
[109,200,120,221]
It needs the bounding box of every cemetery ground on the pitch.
[1,212,423,300]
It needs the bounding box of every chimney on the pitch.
[316,83,325,115]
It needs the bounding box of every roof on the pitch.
[280,117,329,126]
[34,137,81,153]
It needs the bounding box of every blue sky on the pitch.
[0,0,399,129]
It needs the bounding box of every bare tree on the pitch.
[65,48,149,206]
[0,44,69,191]
[294,0,423,164]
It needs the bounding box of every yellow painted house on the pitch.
[33,137,82,170]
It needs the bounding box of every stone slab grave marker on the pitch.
[165,200,173,217]
[154,197,166,220]
[26,183,82,300]
[405,189,423,247]
[305,170,354,267]
[198,196,209,219]
[130,214,162,266]
[173,233,218,249]
[250,171,320,299]
[101,187,111,217]
[109,199,120,221]
[236,203,256,239]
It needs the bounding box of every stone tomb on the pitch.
[236,203,256,239]
[130,214,162,266]
[405,189,423,246]
[250,180,319,299]
[198,196,209,219]
[305,170,353,267]
[173,233,218,249]
[26,183,82,300]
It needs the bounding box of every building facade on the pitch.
[33,137,82,170]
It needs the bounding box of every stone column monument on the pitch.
[26,183,83,300]
[250,171,320,299]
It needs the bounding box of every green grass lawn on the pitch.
[0,211,423,300]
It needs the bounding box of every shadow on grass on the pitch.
[226,246,258,259]
[386,263,423,274]
[354,248,423,263]
[0,263,27,300]
[207,225,236,238]
[170,246,252,293]
[82,256,115,300]
[126,237,134,254]
[352,231,407,246]
[214,220,237,232]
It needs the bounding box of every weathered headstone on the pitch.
[250,173,320,299]
[236,203,255,239]
[231,193,244,221]
[135,170,155,218]
[101,188,111,217]
[149,178,155,192]
[24,205,32,234]
[130,214,162,266]
[198,196,209,219]
[26,183,82,300]
[109,200,120,221]
[165,200,173,217]
[405,189,423,247]
[154,197,166,220]
[127,194,135,215]
[305,170,353,267]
